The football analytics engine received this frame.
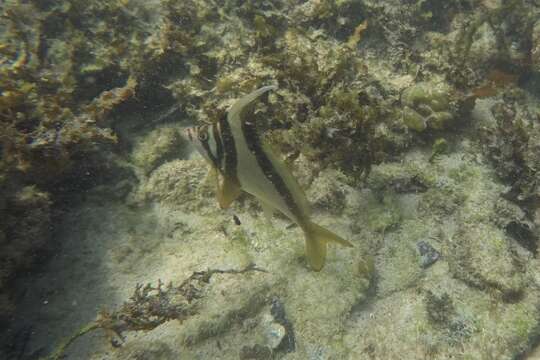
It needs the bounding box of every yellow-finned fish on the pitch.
[184,86,353,271]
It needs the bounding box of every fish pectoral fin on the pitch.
[304,221,353,271]
[216,172,241,209]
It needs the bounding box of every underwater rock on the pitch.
[179,271,274,348]
[377,220,427,295]
[482,99,540,208]
[186,296,295,359]
[495,199,538,255]
[290,154,320,189]
[239,344,272,360]
[114,340,174,360]
[468,22,499,66]
[366,161,432,195]
[306,168,350,215]
[533,20,540,73]
[424,290,455,326]
[423,290,477,347]
[401,79,456,132]
[135,159,212,211]
[269,297,295,353]
[449,223,525,299]
[131,126,186,174]
[417,240,440,269]
[290,0,365,36]
[261,313,287,351]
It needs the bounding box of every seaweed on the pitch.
[42,264,265,360]
[483,97,539,210]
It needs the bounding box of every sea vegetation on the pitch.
[1,0,540,358]
[43,264,266,360]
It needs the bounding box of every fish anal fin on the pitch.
[216,172,241,209]
[258,199,274,224]
[206,166,218,187]
[303,221,353,271]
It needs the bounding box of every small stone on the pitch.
[270,298,295,353]
[417,241,440,268]
[262,313,286,350]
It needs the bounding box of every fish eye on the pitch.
[197,126,208,141]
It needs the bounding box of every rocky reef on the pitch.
[0,0,144,321]
[1,0,540,359]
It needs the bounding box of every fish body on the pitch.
[185,86,352,270]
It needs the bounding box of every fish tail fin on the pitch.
[304,221,354,271]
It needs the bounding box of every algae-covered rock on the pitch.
[135,159,213,212]
[115,340,174,360]
[131,126,186,174]
[401,79,458,131]
[449,223,525,299]
[482,98,540,212]
[376,219,430,295]
[306,168,350,215]
[533,20,540,74]
[468,22,500,66]
[366,159,433,194]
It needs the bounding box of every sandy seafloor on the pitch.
[8,98,540,360]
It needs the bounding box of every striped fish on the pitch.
[184,86,353,271]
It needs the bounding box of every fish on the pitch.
[470,68,520,98]
[184,85,353,271]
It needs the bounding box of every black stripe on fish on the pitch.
[218,113,238,180]
[241,119,300,219]
[199,125,220,169]
[212,122,224,171]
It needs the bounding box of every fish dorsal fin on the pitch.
[227,85,277,127]
[215,170,242,209]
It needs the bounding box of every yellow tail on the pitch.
[304,221,353,271]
